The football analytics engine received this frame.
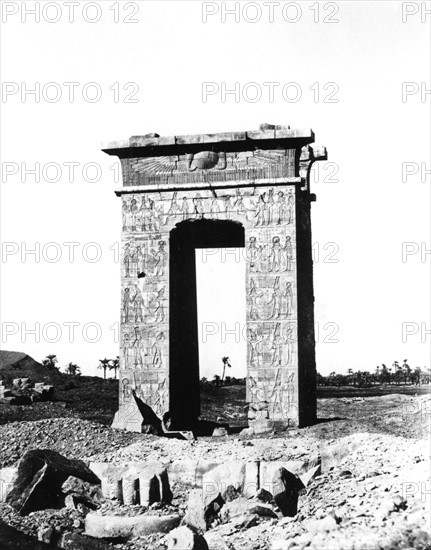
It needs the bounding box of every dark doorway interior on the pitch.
[169,219,245,430]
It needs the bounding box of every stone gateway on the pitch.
[102,125,327,432]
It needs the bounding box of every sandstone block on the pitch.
[164,526,209,550]
[85,513,181,539]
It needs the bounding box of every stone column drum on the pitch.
[102,126,327,431]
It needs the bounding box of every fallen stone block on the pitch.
[212,427,228,437]
[164,526,209,550]
[62,476,104,509]
[299,464,321,487]
[60,532,115,549]
[0,395,32,405]
[98,462,172,506]
[202,462,246,506]
[184,488,224,532]
[272,468,304,517]
[6,449,100,515]
[0,519,57,549]
[220,497,277,523]
[0,467,17,503]
[85,513,181,539]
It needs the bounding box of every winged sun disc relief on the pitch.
[186,151,227,171]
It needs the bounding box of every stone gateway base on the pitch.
[103,125,327,432]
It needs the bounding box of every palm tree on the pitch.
[98,358,110,379]
[65,363,81,376]
[402,359,411,384]
[221,356,231,385]
[42,355,59,370]
[109,356,120,379]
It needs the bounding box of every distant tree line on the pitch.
[318,361,430,388]
[41,355,119,379]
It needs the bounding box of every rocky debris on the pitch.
[220,497,278,523]
[184,489,224,532]
[272,467,304,517]
[62,476,104,510]
[164,525,209,549]
[85,512,181,539]
[212,427,228,437]
[59,531,115,549]
[0,519,57,549]
[0,378,54,405]
[6,449,100,515]
[0,393,429,550]
[0,418,142,469]
[202,461,258,503]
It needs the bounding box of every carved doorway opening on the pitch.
[169,219,245,430]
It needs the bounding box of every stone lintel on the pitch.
[114,177,302,196]
[102,127,315,159]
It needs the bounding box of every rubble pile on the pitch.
[0,378,54,406]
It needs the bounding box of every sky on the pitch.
[0,1,430,379]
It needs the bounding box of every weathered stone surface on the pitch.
[272,467,304,517]
[220,497,277,523]
[37,526,54,545]
[184,489,207,532]
[212,427,228,437]
[299,464,321,487]
[0,467,17,502]
[61,476,104,509]
[95,461,172,506]
[184,488,224,532]
[0,519,57,549]
[202,462,246,505]
[60,532,115,549]
[104,126,327,432]
[164,526,209,550]
[85,513,181,539]
[6,449,100,515]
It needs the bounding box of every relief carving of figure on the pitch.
[269,368,283,419]
[248,278,262,321]
[210,196,220,216]
[248,325,263,368]
[286,194,294,225]
[233,194,247,217]
[270,191,284,225]
[122,287,132,323]
[149,287,165,323]
[132,286,145,323]
[154,378,168,416]
[130,198,138,231]
[254,193,270,226]
[123,243,133,278]
[223,195,233,219]
[269,236,282,272]
[122,200,129,231]
[151,241,167,277]
[281,281,293,319]
[247,236,260,273]
[152,331,165,369]
[283,236,293,272]
[181,197,190,221]
[268,276,282,319]
[193,193,204,218]
[270,323,284,367]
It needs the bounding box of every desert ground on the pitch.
[0,352,430,550]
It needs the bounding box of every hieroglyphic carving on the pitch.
[121,183,299,425]
[126,149,296,186]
